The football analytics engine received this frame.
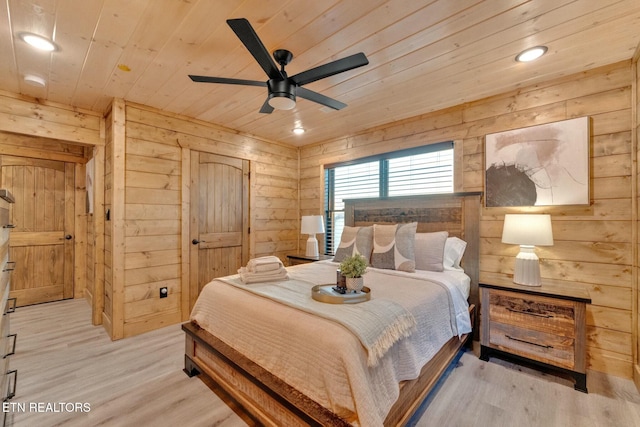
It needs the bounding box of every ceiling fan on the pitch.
[189,18,369,113]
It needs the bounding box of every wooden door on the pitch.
[0,156,74,306]
[189,152,249,307]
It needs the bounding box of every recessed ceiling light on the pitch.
[292,127,305,135]
[24,74,46,87]
[515,46,547,62]
[18,32,57,52]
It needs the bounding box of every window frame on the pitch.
[323,141,454,254]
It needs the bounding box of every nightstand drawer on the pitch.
[489,321,575,369]
[488,290,576,337]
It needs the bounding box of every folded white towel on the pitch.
[246,256,283,273]
[238,266,289,284]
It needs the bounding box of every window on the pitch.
[324,142,454,254]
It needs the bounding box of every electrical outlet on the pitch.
[159,287,168,298]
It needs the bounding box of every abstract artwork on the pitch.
[485,117,590,207]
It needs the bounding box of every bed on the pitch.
[183,192,482,426]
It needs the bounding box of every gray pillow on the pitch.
[414,231,449,272]
[332,226,373,263]
[371,222,417,272]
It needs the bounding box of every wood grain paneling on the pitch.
[300,61,636,378]
[0,91,104,146]
[633,47,640,389]
[0,31,637,384]
[100,103,297,339]
[102,108,114,336]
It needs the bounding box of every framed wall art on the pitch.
[485,117,590,207]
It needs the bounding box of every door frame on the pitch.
[0,155,84,306]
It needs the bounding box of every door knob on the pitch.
[192,239,205,245]
[65,234,73,240]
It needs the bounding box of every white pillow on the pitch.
[443,236,467,271]
[414,231,448,272]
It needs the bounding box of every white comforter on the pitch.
[190,260,471,427]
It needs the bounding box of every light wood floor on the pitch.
[6,299,640,427]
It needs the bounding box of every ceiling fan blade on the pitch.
[189,75,267,87]
[227,18,284,81]
[259,97,274,114]
[297,87,346,110]
[290,52,369,86]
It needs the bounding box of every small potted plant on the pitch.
[338,254,368,292]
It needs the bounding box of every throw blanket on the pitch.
[219,275,416,367]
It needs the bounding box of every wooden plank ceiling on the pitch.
[0,0,639,147]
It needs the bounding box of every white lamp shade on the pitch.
[502,214,553,286]
[301,215,324,257]
[301,215,325,235]
[501,214,553,246]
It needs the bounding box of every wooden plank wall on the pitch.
[121,104,183,337]
[2,60,638,379]
[0,132,86,164]
[91,146,105,326]
[86,211,94,306]
[0,90,298,340]
[102,107,114,337]
[300,61,635,378]
[112,102,298,338]
[634,49,640,389]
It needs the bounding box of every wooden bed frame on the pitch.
[183,192,482,426]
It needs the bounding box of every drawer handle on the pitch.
[4,369,17,401]
[4,298,16,315]
[505,334,554,349]
[506,307,553,318]
[3,334,16,359]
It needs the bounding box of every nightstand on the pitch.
[479,278,591,392]
[286,253,333,266]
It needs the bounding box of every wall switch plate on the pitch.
[159,287,168,298]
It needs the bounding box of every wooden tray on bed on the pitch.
[311,284,371,304]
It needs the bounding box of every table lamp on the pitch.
[501,214,554,286]
[301,215,325,257]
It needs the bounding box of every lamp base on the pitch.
[305,235,319,257]
[513,245,541,286]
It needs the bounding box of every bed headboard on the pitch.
[343,192,482,330]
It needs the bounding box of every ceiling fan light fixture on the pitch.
[515,46,547,62]
[18,32,58,52]
[268,93,296,110]
[188,19,369,114]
